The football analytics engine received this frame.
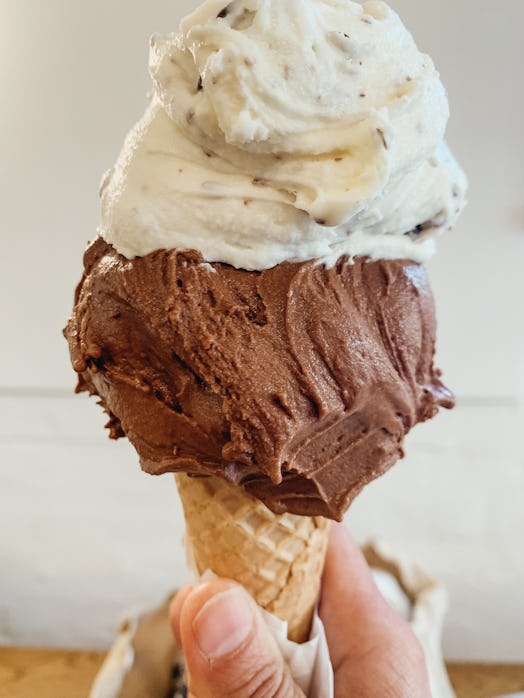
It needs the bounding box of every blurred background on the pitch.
[0,0,523,661]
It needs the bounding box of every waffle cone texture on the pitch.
[175,474,329,643]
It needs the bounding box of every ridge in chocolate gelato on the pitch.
[65,238,453,520]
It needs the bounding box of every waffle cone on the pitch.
[175,473,329,643]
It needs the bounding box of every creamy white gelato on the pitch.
[100,0,467,270]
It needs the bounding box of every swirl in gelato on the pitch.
[100,0,466,270]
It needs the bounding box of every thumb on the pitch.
[320,523,430,697]
[170,579,305,698]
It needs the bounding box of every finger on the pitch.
[320,522,391,664]
[170,583,194,648]
[176,578,305,698]
[320,523,431,697]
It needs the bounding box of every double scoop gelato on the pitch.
[66,0,466,520]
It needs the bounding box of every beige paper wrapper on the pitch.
[90,540,456,698]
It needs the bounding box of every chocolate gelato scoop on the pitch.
[65,238,453,520]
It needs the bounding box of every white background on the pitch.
[0,0,523,661]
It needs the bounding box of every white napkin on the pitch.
[259,607,333,697]
[90,620,136,698]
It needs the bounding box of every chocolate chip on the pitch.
[315,218,327,225]
[197,76,203,91]
[376,128,388,149]
[407,220,437,239]
[217,4,230,18]
[359,92,366,97]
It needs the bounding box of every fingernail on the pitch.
[193,586,254,659]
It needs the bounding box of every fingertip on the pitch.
[179,578,243,621]
[178,579,247,653]
[169,583,194,648]
[323,522,374,593]
[327,520,360,554]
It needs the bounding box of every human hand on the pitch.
[170,523,431,698]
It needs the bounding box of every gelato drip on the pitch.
[66,238,453,520]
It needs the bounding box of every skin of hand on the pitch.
[170,523,431,698]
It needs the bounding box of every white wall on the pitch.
[1,0,523,661]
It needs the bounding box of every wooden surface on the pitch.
[447,663,524,698]
[0,649,523,698]
[0,648,104,698]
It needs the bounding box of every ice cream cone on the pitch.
[175,473,329,643]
